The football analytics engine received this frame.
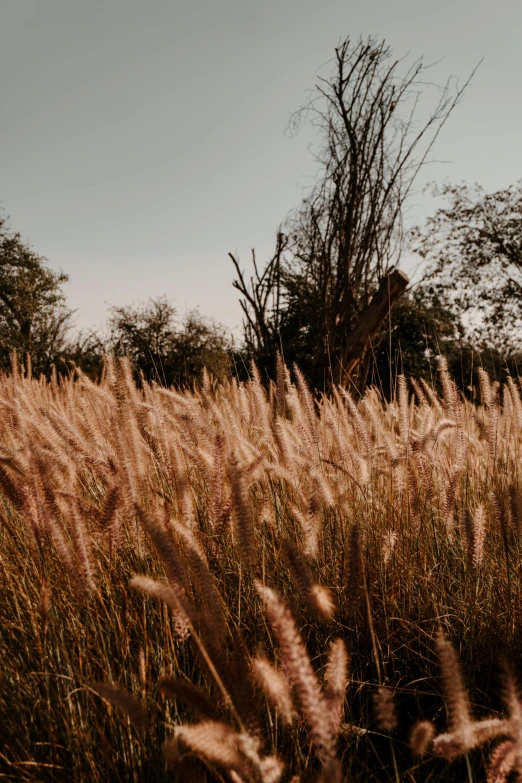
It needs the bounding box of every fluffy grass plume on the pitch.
[1,357,522,780]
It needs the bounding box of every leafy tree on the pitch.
[232,36,472,390]
[63,329,107,380]
[368,286,462,395]
[108,297,176,378]
[412,181,522,352]
[367,283,522,400]
[172,309,234,387]
[0,215,72,375]
[107,297,232,387]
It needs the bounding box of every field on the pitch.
[1,357,522,782]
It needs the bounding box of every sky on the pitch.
[1,0,521,341]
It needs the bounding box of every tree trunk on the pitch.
[340,269,409,385]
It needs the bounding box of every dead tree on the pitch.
[231,36,475,389]
[229,231,288,359]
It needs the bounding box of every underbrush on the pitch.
[1,357,521,781]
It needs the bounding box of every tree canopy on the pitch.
[412,181,522,352]
[107,297,232,387]
[0,215,72,375]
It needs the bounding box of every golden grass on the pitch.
[1,357,522,780]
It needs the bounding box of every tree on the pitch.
[108,297,232,387]
[368,286,460,394]
[172,309,233,387]
[231,36,473,390]
[63,329,109,380]
[412,181,522,352]
[108,297,177,378]
[0,215,72,375]
[368,281,522,400]
[229,231,288,379]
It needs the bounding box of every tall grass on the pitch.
[1,357,522,781]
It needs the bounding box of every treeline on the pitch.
[2,36,522,396]
[0,216,233,386]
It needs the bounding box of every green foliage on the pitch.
[0,215,72,375]
[63,329,107,380]
[368,285,522,399]
[412,180,522,351]
[0,215,236,388]
[368,286,460,395]
[107,296,233,387]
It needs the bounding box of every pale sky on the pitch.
[1,0,521,341]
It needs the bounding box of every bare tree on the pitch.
[229,231,288,359]
[231,36,475,388]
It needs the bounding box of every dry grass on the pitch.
[1,357,522,781]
